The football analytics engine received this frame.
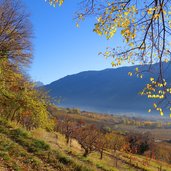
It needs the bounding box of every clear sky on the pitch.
[23,0,120,84]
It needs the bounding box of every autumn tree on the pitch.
[74,124,100,157]
[0,0,53,129]
[0,0,32,65]
[107,132,126,167]
[0,57,53,129]
[48,0,171,115]
[126,132,155,155]
[107,132,126,153]
[0,0,32,120]
[95,132,110,159]
[55,115,76,145]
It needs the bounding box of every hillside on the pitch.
[1,118,171,171]
[44,63,171,116]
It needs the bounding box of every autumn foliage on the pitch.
[0,0,53,129]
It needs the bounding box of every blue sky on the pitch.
[23,0,120,84]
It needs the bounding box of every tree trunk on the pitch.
[66,135,70,145]
[83,149,89,157]
[70,139,72,147]
[115,158,118,168]
[100,150,103,160]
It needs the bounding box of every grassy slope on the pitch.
[0,119,92,171]
[0,118,171,171]
[31,129,171,171]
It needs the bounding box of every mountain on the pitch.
[43,63,171,116]
[35,81,44,87]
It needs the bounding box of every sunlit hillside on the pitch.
[1,0,171,171]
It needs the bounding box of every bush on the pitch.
[0,151,10,161]
[126,132,154,155]
[31,140,50,152]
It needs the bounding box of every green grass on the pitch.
[0,133,46,171]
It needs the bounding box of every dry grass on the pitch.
[31,128,171,171]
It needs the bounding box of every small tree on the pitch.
[95,133,110,159]
[126,132,155,155]
[56,116,76,145]
[74,124,100,157]
[107,132,126,167]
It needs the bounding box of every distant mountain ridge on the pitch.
[35,81,44,87]
[43,63,171,116]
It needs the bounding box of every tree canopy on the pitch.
[0,0,54,129]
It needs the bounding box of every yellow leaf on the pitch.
[128,72,132,76]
